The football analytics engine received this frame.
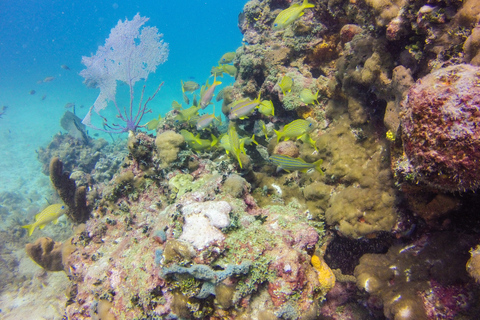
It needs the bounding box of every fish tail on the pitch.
[236,153,243,169]
[303,0,315,8]
[251,134,258,145]
[314,159,324,175]
[22,224,36,236]
[210,134,218,147]
[274,130,282,143]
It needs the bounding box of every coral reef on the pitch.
[355,232,477,319]
[37,132,108,176]
[399,64,480,192]
[154,130,185,168]
[20,0,480,318]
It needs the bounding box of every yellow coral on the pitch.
[311,255,336,292]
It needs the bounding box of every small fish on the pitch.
[229,94,261,120]
[269,154,323,174]
[172,100,183,110]
[41,94,47,100]
[274,119,313,143]
[183,92,190,105]
[189,134,218,151]
[175,105,201,122]
[258,100,275,117]
[218,52,236,64]
[278,76,293,95]
[0,105,7,118]
[258,120,269,139]
[22,204,66,236]
[192,94,198,107]
[64,102,75,109]
[180,129,202,145]
[60,65,70,70]
[221,64,237,77]
[299,88,319,105]
[228,124,243,168]
[272,0,315,30]
[146,115,162,130]
[240,134,258,154]
[43,76,55,82]
[181,80,200,93]
[200,76,222,109]
[211,66,224,77]
[29,90,36,95]
[79,104,85,109]
[196,113,220,130]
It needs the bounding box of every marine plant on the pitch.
[80,13,169,133]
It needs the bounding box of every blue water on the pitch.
[0,0,245,193]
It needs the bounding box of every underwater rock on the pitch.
[400,64,480,192]
[222,174,249,198]
[179,201,232,250]
[355,232,476,319]
[273,140,299,158]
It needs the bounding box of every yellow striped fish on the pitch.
[270,155,323,174]
[22,204,66,236]
[273,0,315,30]
[278,76,293,95]
[228,124,243,168]
[274,119,313,143]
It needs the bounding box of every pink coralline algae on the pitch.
[400,64,480,192]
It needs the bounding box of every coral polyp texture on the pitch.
[400,64,480,192]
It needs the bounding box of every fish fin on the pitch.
[303,0,315,8]
[22,224,36,237]
[314,159,324,175]
[210,134,218,147]
[274,129,282,143]
[251,134,258,145]
[34,212,41,220]
[53,219,59,225]
[181,80,185,93]
[236,153,243,169]
[39,224,47,230]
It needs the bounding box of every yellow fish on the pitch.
[299,88,320,105]
[218,52,236,64]
[258,100,275,117]
[181,80,200,93]
[274,119,313,143]
[221,64,237,77]
[273,0,315,30]
[145,115,162,131]
[22,204,66,236]
[278,76,293,95]
[228,124,243,168]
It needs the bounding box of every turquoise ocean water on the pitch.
[0,0,244,192]
[0,0,244,317]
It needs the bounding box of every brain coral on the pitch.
[400,64,480,192]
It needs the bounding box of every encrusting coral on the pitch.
[399,64,480,192]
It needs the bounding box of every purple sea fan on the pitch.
[80,13,169,133]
